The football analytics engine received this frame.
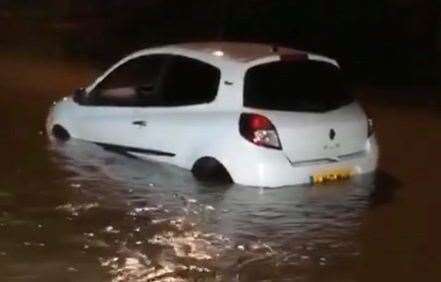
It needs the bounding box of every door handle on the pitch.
[132,120,147,126]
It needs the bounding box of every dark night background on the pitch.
[0,0,439,85]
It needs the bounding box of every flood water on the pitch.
[1,45,441,281]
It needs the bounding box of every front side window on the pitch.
[244,60,354,112]
[87,55,167,107]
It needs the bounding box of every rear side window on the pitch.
[244,60,354,112]
[161,56,220,106]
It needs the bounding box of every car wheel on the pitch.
[192,157,232,183]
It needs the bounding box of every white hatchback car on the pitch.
[47,42,378,187]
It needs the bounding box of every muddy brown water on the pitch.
[0,51,440,282]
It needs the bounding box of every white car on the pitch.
[47,42,378,187]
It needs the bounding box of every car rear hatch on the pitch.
[243,58,368,164]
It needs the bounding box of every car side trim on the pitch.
[95,142,176,157]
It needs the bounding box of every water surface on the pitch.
[0,48,440,282]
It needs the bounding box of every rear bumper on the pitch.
[228,136,379,188]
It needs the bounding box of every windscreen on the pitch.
[244,60,354,112]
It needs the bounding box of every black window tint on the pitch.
[87,55,166,107]
[244,61,354,112]
[160,56,220,106]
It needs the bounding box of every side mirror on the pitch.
[73,88,86,104]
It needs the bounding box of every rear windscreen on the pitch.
[244,60,354,112]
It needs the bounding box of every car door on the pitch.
[74,54,167,149]
[128,55,222,165]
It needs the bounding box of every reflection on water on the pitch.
[3,139,374,281]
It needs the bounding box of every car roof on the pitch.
[132,41,338,66]
[88,42,339,93]
[169,42,305,63]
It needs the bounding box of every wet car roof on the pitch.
[129,41,321,65]
[171,42,307,63]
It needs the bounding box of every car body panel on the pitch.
[245,102,368,163]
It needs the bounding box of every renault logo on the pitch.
[329,129,336,140]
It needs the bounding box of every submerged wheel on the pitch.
[192,157,232,183]
[52,124,70,141]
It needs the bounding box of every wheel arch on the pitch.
[191,155,234,183]
[51,124,71,141]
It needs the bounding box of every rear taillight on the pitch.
[239,113,282,150]
[367,117,374,138]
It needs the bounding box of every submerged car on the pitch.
[47,42,378,187]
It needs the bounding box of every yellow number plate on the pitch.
[311,169,352,184]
